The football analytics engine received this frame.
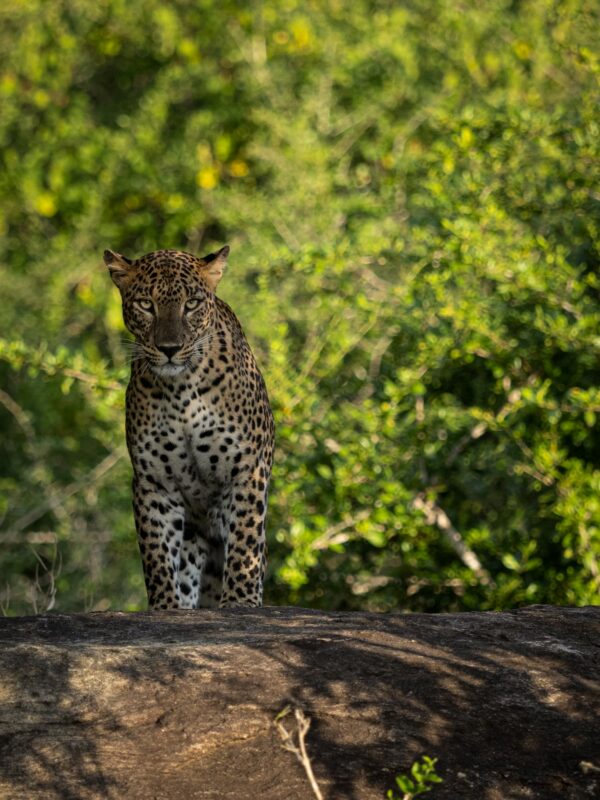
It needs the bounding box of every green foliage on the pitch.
[0,0,599,613]
[387,756,443,799]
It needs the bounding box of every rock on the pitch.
[0,605,598,799]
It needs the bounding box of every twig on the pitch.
[0,584,10,617]
[275,706,324,800]
[29,544,62,612]
[578,522,600,589]
[4,448,126,535]
[290,315,378,410]
[61,367,121,392]
[412,494,494,587]
[333,115,375,159]
[311,509,373,551]
[444,373,541,467]
[355,331,398,403]
[445,421,488,467]
[0,388,35,440]
[272,218,301,251]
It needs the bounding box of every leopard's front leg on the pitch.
[219,469,269,607]
[132,477,186,609]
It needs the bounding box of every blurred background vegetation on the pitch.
[0,0,599,615]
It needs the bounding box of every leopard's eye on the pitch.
[136,298,154,312]
[185,298,201,312]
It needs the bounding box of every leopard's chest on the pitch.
[127,376,248,497]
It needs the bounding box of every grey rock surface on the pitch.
[0,605,598,799]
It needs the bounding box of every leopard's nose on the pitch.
[157,344,181,361]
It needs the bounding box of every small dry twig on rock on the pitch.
[274,706,324,800]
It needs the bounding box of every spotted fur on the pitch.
[104,246,274,609]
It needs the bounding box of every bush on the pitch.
[0,0,598,613]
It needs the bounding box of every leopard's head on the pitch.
[104,246,229,377]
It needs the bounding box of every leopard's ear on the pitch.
[104,249,135,289]
[199,245,229,291]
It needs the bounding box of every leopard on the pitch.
[104,245,274,609]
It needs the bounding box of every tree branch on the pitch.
[4,448,126,535]
[412,494,494,587]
